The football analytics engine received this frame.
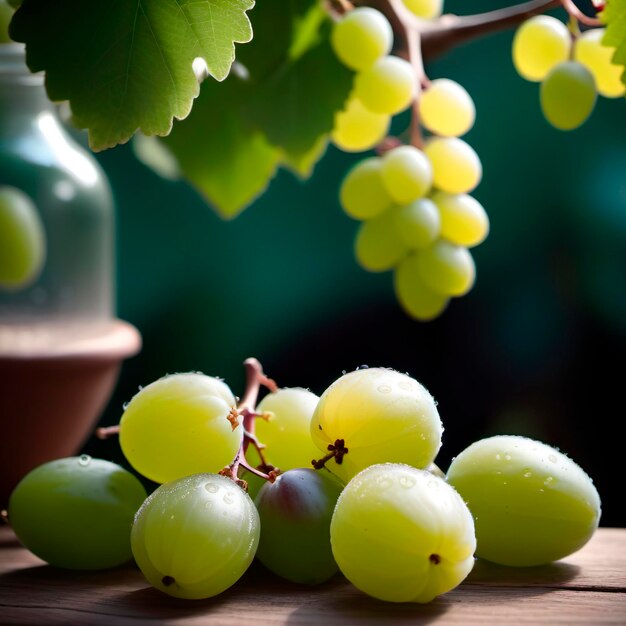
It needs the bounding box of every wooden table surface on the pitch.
[0,525,624,626]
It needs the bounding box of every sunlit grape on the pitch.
[331,97,390,153]
[132,474,259,599]
[447,436,601,566]
[331,7,393,71]
[331,464,476,602]
[417,240,475,296]
[431,191,489,247]
[403,0,443,20]
[574,28,625,98]
[392,198,440,249]
[540,61,596,131]
[310,368,442,483]
[424,137,482,194]
[339,157,393,220]
[354,210,408,272]
[419,79,475,137]
[355,56,418,115]
[513,15,571,82]
[380,145,433,204]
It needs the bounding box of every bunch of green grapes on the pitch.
[330,7,417,152]
[513,17,624,130]
[7,362,601,605]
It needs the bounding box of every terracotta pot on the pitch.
[0,320,141,508]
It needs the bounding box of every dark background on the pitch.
[84,0,625,527]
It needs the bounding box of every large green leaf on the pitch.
[602,0,626,90]
[9,0,254,150]
[162,78,281,219]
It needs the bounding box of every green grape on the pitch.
[331,464,476,603]
[380,145,433,204]
[0,186,46,290]
[354,209,408,272]
[403,0,442,20]
[8,456,147,569]
[432,191,489,247]
[446,435,601,567]
[310,368,443,483]
[254,468,343,584]
[131,474,259,599]
[417,240,475,296]
[512,15,571,82]
[394,253,450,321]
[331,97,391,153]
[250,387,321,471]
[574,28,625,98]
[355,56,418,115]
[424,137,482,194]
[540,61,597,131]
[418,79,475,137]
[331,7,393,71]
[339,157,393,220]
[392,198,440,249]
[119,373,241,484]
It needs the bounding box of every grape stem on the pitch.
[95,425,120,439]
[221,358,280,487]
[560,0,603,26]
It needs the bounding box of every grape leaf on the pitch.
[602,0,626,89]
[161,78,281,219]
[9,0,254,150]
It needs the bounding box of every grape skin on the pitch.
[403,0,443,20]
[131,474,260,599]
[432,191,489,247]
[446,435,602,566]
[331,7,393,71]
[574,28,625,99]
[310,368,443,483]
[355,56,419,115]
[424,137,482,194]
[0,186,46,290]
[9,457,147,570]
[254,469,343,584]
[355,209,408,272]
[119,373,241,484]
[339,157,393,220]
[417,240,476,296]
[392,198,441,250]
[512,15,571,82]
[540,61,597,131]
[330,464,476,603]
[419,79,476,137]
[331,97,390,153]
[380,145,433,204]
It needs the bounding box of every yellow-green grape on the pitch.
[447,435,601,567]
[310,368,443,483]
[512,15,571,82]
[394,253,450,321]
[355,56,418,115]
[424,137,482,194]
[331,97,391,153]
[331,464,476,603]
[392,199,440,249]
[251,387,321,471]
[540,61,597,131]
[131,474,260,599]
[380,145,433,204]
[119,373,241,484]
[331,7,393,71]
[419,79,475,137]
[0,186,46,291]
[355,210,408,272]
[403,0,443,20]
[339,157,393,220]
[431,191,489,247]
[417,240,475,296]
[574,28,625,98]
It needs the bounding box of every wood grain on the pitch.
[0,526,624,626]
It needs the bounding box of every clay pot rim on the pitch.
[0,319,141,362]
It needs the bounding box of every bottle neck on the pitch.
[0,44,55,130]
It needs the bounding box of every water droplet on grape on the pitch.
[548,454,557,463]
[420,433,426,440]
[399,381,412,390]
[78,455,91,466]
[223,492,235,504]
[357,364,369,370]
[205,482,219,494]
[523,469,532,478]
[495,453,501,461]
[122,402,129,410]
[544,476,554,486]
[504,454,512,461]
[399,475,415,488]
[378,385,392,393]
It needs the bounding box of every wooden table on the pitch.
[1,526,624,625]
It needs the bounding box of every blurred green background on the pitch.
[84,0,625,527]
